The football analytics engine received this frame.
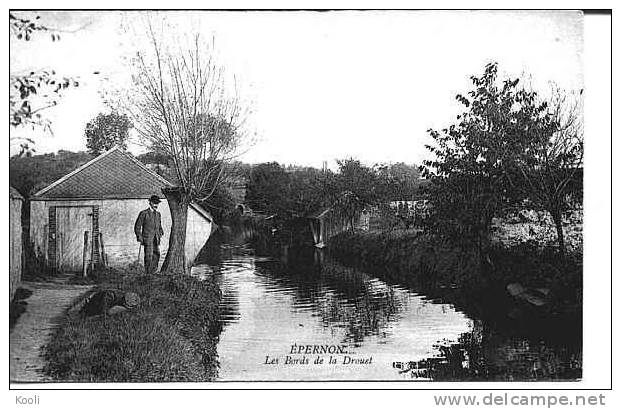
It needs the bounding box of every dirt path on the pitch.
[10,276,93,383]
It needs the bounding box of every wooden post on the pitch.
[90,229,95,275]
[43,225,48,263]
[82,231,89,278]
[309,220,318,245]
[99,232,107,268]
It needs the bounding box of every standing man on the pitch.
[134,195,165,274]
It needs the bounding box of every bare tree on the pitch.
[127,20,247,274]
[516,85,584,256]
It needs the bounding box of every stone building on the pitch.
[9,186,24,300]
[29,147,213,272]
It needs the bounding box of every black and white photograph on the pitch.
[6,6,613,397]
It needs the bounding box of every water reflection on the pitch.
[254,255,408,345]
[191,244,581,381]
[192,246,472,380]
[394,319,582,380]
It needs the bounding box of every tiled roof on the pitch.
[33,147,173,200]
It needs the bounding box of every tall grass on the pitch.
[43,268,222,382]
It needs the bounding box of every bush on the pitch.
[327,230,582,306]
[43,271,222,382]
[328,230,484,290]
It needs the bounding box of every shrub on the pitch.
[327,230,582,306]
[44,271,221,382]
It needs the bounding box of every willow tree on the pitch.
[128,23,246,274]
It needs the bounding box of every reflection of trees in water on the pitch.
[194,217,273,266]
[394,320,582,381]
[191,257,249,332]
[217,280,241,331]
[255,251,406,344]
[197,243,406,342]
[196,234,582,381]
[315,282,403,344]
[192,222,270,334]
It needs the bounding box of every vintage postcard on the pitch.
[8,9,608,389]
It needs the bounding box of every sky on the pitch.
[9,10,583,169]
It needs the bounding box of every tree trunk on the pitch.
[551,209,566,258]
[160,187,189,274]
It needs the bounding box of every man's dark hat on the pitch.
[149,195,161,204]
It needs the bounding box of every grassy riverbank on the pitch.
[327,230,582,311]
[43,267,222,382]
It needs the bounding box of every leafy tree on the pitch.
[10,150,93,197]
[422,62,557,254]
[245,162,291,216]
[138,150,170,166]
[199,184,238,224]
[287,166,330,216]
[331,159,381,229]
[9,12,83,153]
[376,162,421,201]
[85,111,133,155]
[336,159,380,201]
[10,13,62,41]
[246,158,421,233]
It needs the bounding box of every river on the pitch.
[191,244,581,382]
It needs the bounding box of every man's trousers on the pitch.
[143,237,160,274]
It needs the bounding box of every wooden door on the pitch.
[56,207,93,272]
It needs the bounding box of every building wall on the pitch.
[492,208,583,253]
[185,206,213,266]
[311,211,370,246]
[30,199,212,270]
[9,197,23,301]
[30,200,50,260]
